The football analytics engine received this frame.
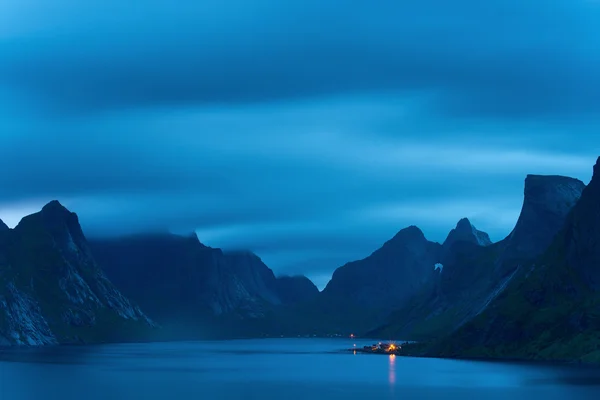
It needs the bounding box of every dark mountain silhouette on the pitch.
[368,175,586,341]
[88,233,319,338]
[283,226,444,336]
[0,201,154,346]
[443,218,491,251]
[274,275,320,304]
[322,226,442,310]
[411,157,600,363]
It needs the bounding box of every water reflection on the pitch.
[2,339,600,400]
[389,354,396,385]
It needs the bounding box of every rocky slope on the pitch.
[495,174,586,278]
[88,233,319,338]
[322,226,442,311]
[422,157,600,362]
[283,226,444,335]
[0,201,154,346]
[274,276,319,304]
[368,175,586,341]
[0,218,8,231]
[443,218,491,251]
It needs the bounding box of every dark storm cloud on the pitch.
[1,0,600,286]
[1,0,600,119]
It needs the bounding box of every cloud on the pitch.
[1,0,599,284]
[1,97,598,281]
[1,0,599,120]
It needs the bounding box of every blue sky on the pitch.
[1,0,599,288]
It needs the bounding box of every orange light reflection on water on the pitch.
[389,354,396,385]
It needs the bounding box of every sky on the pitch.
[1,0,599,289]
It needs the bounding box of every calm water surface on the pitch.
[1,338,599,399]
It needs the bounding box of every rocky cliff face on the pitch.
[278,226,444,336]
[499,175,585,270]
[367,220,498,340]
[427,157,600,363]
[565,158,600,291]
[0,201,154,346]
[322,226,443,311]
[368,174,586,342]
[88,234,319,334]
[222,250,282,307]
[443,218,491,251]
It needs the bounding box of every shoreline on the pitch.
[344,346,600,367]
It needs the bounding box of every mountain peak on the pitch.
[14,200,89,259]
[456,217,472,229]
[501,174,585,265]
[42,199,66,210]
[523,175,585,211]
[323,223,442,311]
[0,218,8,231]
[40,200,74,217]
[390,225,425,242]
[39,200,78,226]
[443,218,491,249]
[1,203,154,345]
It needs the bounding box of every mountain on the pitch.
[88,233,319,338]
[322,226,442,310]
[274,276,320,304]
[0,201,154,346]
[496,174,586,278]
[443,218,491,251]
[421,158,600,362]
[368,175,585,341]
[283,226,444,335]
[0,218,8,231]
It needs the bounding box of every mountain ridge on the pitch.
[408,157,600,363]
[443,218,492,250]
[366,174,586,341]
[0,200,155,346]
[87,232,320,338]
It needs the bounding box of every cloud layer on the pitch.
[1,0,599,288]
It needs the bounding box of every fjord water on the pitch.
[1,339,599,400]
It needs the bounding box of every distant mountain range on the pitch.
[1,157,600,365]
[88,233,318,339]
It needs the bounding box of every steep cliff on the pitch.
[0,201,154,346]
[443,218,491,251]
[428,157,600,362]
[369,175,586,341]
[322,226,442,311]
[88,233,319,338]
